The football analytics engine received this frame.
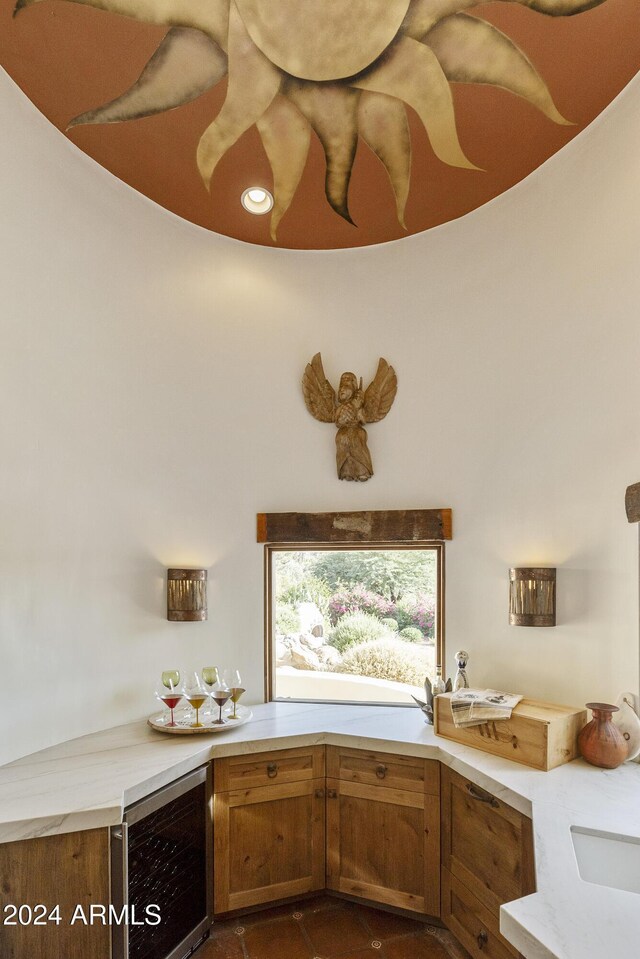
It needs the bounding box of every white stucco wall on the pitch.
[1,68,639,766]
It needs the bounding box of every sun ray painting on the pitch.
[1,0,639,248]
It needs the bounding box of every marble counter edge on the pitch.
[0,721,541,844]
[500,901,558,959]
[0,804,124,844]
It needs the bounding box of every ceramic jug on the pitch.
[578,703,628,769]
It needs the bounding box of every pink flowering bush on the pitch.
[328,585,394,626]
[394,593,436,640]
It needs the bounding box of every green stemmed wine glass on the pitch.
[161,670,180,690]
[202,666,219,687]
[202,666,220,721]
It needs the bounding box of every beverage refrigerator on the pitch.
[111,764,213,959]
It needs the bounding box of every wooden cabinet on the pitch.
[0,745,543,957]
[442,870,518,959]
[441,767,535,959]
[0,828,110,959]
[325,747,440,917]
[213,746,326,914]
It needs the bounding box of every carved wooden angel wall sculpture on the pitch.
[302,353,397,482]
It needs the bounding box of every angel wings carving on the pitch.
[302,353,398,481]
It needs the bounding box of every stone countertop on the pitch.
[1,701,639,959]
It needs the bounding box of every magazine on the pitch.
[449,688,523,728]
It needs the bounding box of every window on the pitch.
[265,543,444,706]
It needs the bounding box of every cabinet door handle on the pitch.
[266,762,278,778]
[375,764,387,780]
[466,783,500,809]
[327,788,338,799]
[314,788,325,799]
[477,930,488,950]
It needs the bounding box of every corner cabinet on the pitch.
[1,743,542,959]
[326,747,440,916]
[441,767,535,959]
[212,746,326,913]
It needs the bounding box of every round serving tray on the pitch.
[148,705,253,735]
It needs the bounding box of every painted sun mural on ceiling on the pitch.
[0,0,639,248]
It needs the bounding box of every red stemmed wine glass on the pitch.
[158,671,182,727]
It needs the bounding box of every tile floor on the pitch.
[198,896,469,959]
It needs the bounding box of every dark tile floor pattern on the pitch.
[198,896,470,959]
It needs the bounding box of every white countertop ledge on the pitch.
[1,701,639,959]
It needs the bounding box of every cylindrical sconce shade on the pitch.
[167,568,207,621]
[509,568,556,627]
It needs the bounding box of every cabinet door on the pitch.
[0,828,110,959]
[441,868,519,959]
[326,777,440,916]
[214,778,325,913]
[441,767,535,918]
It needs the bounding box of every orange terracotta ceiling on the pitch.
[1,0,639,250]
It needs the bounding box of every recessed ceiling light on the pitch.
[241,187,274,215]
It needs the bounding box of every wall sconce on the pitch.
[167,568,208,622]
[509,567,556,627]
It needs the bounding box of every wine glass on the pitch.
[161,669,180,691]
[201,666,220,720]
[156,682,183,728]
[223,670,245,720]
[202,666,219,688]
[211,678,231,726]
[184,672,208,729]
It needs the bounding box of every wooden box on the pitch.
[434,694,587,770]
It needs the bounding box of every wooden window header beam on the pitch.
[257,509,452,544]
[626,483,640,523]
